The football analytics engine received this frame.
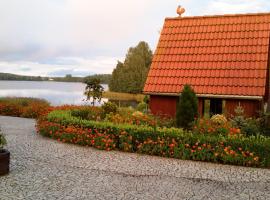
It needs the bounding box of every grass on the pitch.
[103,91,145,102]
[0,97,50,106]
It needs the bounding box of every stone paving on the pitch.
[0,116,270,200]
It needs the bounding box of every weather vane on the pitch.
[177,5,185,17]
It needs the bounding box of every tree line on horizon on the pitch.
[0,72,112,84]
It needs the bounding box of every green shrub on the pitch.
[136,101,148,113]
[176,85,198,129]
[210,114,227,125]
[230,104,261,136]
[101,102,118,117]
[71,109,90,120]
[70,107,101,121]
[153,115,176,128]
[0,131,6,150]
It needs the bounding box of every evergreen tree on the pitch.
[176,85,198,129]
[109,41,153,93]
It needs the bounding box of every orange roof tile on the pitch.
[144,12,270,97]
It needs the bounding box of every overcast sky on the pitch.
[0,0,270,77]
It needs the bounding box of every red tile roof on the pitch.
[144,13,270,98]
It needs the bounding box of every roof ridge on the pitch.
[166,12,270,20]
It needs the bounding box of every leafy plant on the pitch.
[176,85,198,129]
[70,107,102,121]
[101,102,118,117]
[136,101,148,113]
[210,114,227,125]
[0,130,7,150]
[84,77,104,106]
[230,104,261,136]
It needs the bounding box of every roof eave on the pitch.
[144,92,263,100]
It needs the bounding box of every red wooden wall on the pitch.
[149,95,178,117]
[225,99,262,117]
[150,95,262,118]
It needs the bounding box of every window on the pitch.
[203,99,226,117]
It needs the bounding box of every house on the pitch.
[144,7,270,118]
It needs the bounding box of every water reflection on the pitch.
[0,81,108,106]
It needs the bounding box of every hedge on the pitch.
[36,110,270,168]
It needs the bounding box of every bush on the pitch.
[210,114,227,125]
[257,112,270,136]
[101,102,118,117]
[176,85,198,129]
[193,118,232,136]
[136,101,148,113]
[0,97,50,118]
[36,110,270,168]
[230,105,261,136]
[70,107,102,121]
[152,115,176,128]
[0,130,6,150]
[105,110,157,127]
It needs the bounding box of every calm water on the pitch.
[0,81,109,106]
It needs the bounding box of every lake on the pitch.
[0,80,109,106]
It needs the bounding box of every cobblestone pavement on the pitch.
[0,116,270,200]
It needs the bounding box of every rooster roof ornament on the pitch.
[177,5,185,17]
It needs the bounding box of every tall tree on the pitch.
[176,85,198,129]
[109,41,153,93]
[84,78,104,106]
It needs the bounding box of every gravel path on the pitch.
[0,116,270,200]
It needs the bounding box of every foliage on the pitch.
[36,110,270,168]
[136,101,148,113]
[103,91,145,102]
[84,77,104,106]
[230,104,262,136]
[70,107,102,121]
[176,85,198,129]
[193,118,241,138]
[84,74,112,84]
[101,102,118,117]
[0,72,112,83]
[52,75,83,82]
[257,112,270,136]
[109,41,153,93]
[210,114,227,125]
[154,116,176,128]
[0,97,50,118]
[0,72,46,81]
[0,130,7,149]
[105,109,157,127]
[143,95,150,104]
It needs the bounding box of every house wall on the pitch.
[149,95,178,117]
[150,95,262,118]
[224,99,262,117]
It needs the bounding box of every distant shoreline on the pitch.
[0,72,111,84]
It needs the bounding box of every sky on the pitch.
[0,0,270,77]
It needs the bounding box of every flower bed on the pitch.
[36,110,270,168]
[0,97,102,119]
[0,97,50,118]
